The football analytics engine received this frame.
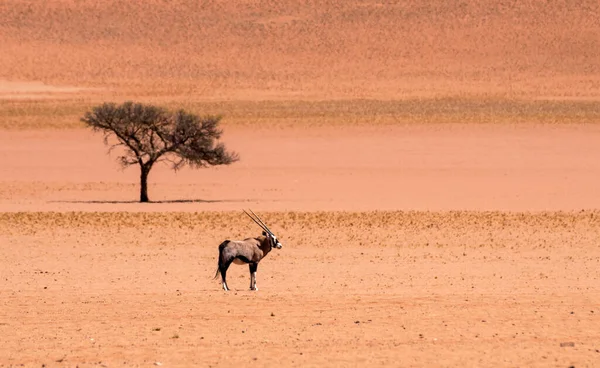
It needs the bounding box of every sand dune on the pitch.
[2,0,599,99]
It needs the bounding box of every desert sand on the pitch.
[1,1,599,367]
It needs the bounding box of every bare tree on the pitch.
[81,101,239,202]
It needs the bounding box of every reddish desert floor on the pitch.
[1,124,600,212]
[2,0,600,367]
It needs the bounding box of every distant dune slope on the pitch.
[1,0,599,98]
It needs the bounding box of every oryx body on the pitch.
[214,210,282,291]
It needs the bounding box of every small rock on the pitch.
[560,342,575,347]
[154,362,162,366]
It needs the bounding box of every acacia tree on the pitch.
[81,101,239,202]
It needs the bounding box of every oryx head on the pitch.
[244,209,283,249]
[262,231,282,249]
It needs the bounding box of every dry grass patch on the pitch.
[3,97,600,130]
[2,210,599,250]
[0,99,94,129]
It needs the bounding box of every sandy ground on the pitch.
[1,212,599,367]
[2,0,600,366]
[1,126,599,368]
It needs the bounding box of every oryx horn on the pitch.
[248,209,274,236]
[243,209,271,235]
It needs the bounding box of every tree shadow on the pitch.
[49,198,254,204]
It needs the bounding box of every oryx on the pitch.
[214,209,283,291]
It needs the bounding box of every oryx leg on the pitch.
[249,263,258,291]
[220,259,233,291]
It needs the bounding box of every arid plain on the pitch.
[1,1,600,367]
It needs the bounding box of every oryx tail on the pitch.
[214,240,231,279]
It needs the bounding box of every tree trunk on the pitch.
[140,165,150,203]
